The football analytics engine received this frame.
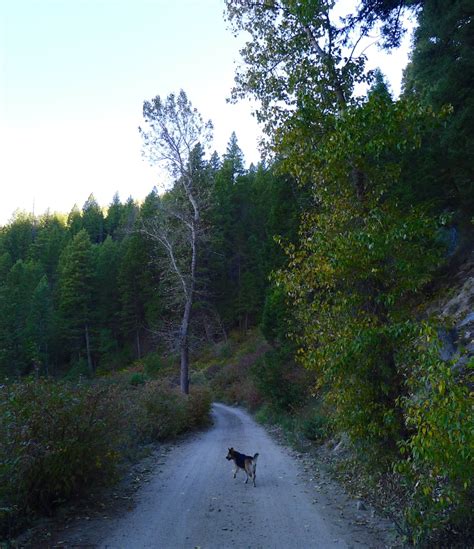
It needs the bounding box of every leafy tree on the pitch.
[139,90,213,393]
[276,94,444,452]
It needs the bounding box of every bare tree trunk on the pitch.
[179,289,194,394]
[180,306,191,394]
[139,90,212,395]
[179,208,197,395]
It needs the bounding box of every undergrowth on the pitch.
[0,376,211,540]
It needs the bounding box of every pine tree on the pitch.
[105,192,123,239]
[57,229,95,373]
[82,194,105,244]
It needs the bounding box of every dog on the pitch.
[226,447,259,487]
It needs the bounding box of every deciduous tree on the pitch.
[139,90,213,394]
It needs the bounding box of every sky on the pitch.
[0,0,415,225]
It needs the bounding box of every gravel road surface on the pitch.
[93,403,391,549]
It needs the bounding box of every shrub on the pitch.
[251,348,308,413]
[0,374,213,540]
[136,382,188,441]
[300,409,330,442]
[396,326,474,545]
[0,379,123,536]
[129,372,147,386]
[142,352,167,377]
[186,387,213,428]
[62,357,91,381]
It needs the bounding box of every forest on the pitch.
[1,0,473,546]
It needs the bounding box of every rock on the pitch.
[356,501,367,511]
[459,311,474,327]
[437,327,458,361]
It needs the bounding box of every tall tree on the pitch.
[403,0,474,211]
[93,235,121,365]
[57,229,95,374]
[222,131,245,180]
[227,0,446,454]
[139,90,213,394]
[0,259,45,376]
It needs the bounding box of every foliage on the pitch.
[0,379,123,535]
[251,348,308,413]
[225,0,386,137]
[0,376,211,539]
[276,95,445,452]
[140,90,215,394]
[396,325,474,545]
[403,0,474,212]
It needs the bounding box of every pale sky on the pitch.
[0,0,414,225]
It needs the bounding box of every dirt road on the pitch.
[81,403,393,549]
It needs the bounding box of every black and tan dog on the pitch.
[226,447,259,487]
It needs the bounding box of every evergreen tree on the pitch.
[25,275,54,376]
[105,192,123,239]
[57,229,95,373]
[93,236,122,365]
[1,212,35,263]
[403,0,474,211]
[82,194,105,243]
[222,131,245,181]
[30,213,68,283]
[67,204,83,236]
[0,259,45,376]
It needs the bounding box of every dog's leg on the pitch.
[233,465,238,479]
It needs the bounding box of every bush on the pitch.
[62,357,91,381]
[186,387,213,429]
[0,375,213,540]
[142,352,167,378]
[301,409,330,442]
[135,382,187,442]
[135,382,212,442]
[0,379,123,536]
[251,348,308,413]
[396,328,474,545]
[129,372,147,386]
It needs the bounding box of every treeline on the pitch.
[0,134,299,380]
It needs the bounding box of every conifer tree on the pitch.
[82,194,105,244]
[57,229,95,374]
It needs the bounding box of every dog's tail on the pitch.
[253,453,259,461]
